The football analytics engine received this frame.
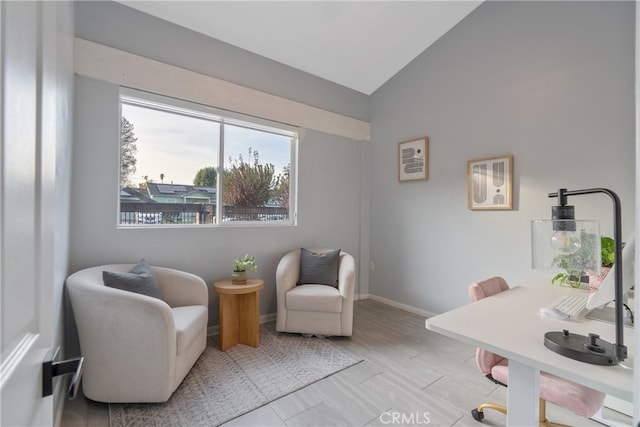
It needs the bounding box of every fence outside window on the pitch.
[120,203,288,225]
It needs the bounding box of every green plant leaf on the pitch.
[601,236,615,267]
[552,273,568,286]
[233,254,258,272]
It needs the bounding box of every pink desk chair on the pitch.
[469,276,605,426]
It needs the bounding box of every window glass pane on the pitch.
[120,103,220,225]
[118,90,296,228]
[223,124,291,222]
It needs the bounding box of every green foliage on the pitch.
[120,116,138,187]
[193,166,217,187]
[233,254,258,272]
[272,164,290,208]
[223,148,276,208]
[601,236,615,267]
[551,273,584,288]
[552,233,614,288]
[551,229,599,276]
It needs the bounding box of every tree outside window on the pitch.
[119,90,296,226]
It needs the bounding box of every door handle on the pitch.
[42,347,84,399]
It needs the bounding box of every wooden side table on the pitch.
[213,278,264,351]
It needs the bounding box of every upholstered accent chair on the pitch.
[276,248,355,336]
[469,276,605,425]
[66,263,209,403]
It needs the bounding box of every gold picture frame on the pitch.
[467,155,513,210]
[398,137,428,182]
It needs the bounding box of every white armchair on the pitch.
[66,264,209,403]
[276,249,355,336]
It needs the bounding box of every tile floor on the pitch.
[61,299,631,426]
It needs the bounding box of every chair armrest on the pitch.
[276,250,300,299]
[153,267,208,308]
[337,251,356,300]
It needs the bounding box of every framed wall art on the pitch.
[467,155,513,210]
[398,137,428,182]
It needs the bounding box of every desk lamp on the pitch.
[531,188,627,366]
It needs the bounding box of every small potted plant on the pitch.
[551,233,613,288]
[232,254,258,285]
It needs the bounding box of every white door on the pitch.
[1,2,54,425]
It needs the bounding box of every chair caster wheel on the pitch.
[471,408,484,422]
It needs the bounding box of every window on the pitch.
[119,89,297,227]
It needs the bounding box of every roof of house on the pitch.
[120,187,156,203]
[146,183,216,198]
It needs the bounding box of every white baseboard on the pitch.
[207,295,433,336]
[260,313,277,325]
[365,294,436,318]
[207,312,277,336]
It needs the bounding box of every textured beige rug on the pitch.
[109,322,362,427]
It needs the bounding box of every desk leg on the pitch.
[506,360,539,426]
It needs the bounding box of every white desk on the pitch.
[425,280,634,426]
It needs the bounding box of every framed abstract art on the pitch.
[467,155,513,210]
[398,137,428,182]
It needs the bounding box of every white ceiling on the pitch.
[118,1,483,95]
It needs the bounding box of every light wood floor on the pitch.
[61,299,630,427]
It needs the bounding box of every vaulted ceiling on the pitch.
[117,1,483,95]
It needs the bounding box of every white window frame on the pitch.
[118,87,298,228]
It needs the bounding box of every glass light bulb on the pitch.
[550,230,581,254]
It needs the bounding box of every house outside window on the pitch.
[119,89,297,227]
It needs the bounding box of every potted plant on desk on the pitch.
[232,254,258,285]
[551,233,614,288]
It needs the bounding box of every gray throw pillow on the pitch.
[103,259,163,300]
[297,248,340,288]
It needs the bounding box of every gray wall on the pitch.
[70,1,371,329]
[71,75,366,327]
[70,0,636,323]
[369,1,636,314]
[49,3,75,421]
[50,0,75,357]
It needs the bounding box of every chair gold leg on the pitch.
[471,402,507,421]
[539,399,571,427]
[539,399,548,426]
[478,403,507,415]
[471,399,570,426]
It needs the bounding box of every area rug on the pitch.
[109,322,362,427]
